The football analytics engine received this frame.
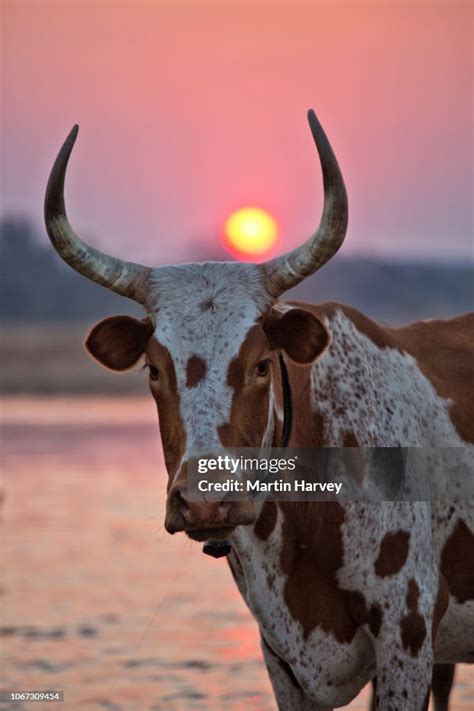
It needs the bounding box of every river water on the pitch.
[1,398,472,710]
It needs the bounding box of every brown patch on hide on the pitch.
[218,324,273,448]
[343,431,359,447]
[145,337,186,480]
[400,612,427,657]
[368,603,383,637]
[254,502,277,540]
[406,578,420,611]
[432,575,449,644]
[272,353,327,447]
[185,355,207,388]
[441,519,474,603]
[279,502,369,643]
[400,577,426,657]
[374,531,410,578]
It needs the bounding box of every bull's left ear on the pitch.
[264,307,329,364]
[85,315,154,371]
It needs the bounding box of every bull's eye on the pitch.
[147,365,159,381]
[256,359,270,377]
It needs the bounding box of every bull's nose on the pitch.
[169,487,231,529]
[165,485,256,537]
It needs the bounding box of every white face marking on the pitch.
[146,262,273,464]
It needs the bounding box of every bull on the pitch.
[44,111,473,710]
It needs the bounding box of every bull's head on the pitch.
[44,110,347,541]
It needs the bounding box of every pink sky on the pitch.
[2,1,472,264]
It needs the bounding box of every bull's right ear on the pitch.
[85,315,154,371]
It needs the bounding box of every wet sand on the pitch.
[1,397,472,710]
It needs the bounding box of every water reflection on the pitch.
[1,398,472,710]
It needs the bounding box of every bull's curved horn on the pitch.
[262,109,348,297]
[44,126,151,304]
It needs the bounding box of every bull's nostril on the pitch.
[218,501,231,516]
[174,489,190,514]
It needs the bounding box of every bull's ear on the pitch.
[264,307,329,364]
[85,315,154,371]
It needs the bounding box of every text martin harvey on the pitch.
[197,479,344,495]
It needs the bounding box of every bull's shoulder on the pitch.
[284,302,474,444]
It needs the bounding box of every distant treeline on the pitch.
[1,215,472,325]
[0,216,142,322]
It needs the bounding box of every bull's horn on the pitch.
[44,125,151,304]
[262,109,348,297]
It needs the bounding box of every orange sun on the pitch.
[223,207,278,260]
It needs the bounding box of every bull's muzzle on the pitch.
[165,486,255,541]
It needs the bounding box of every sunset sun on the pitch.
[223,207,278,260]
